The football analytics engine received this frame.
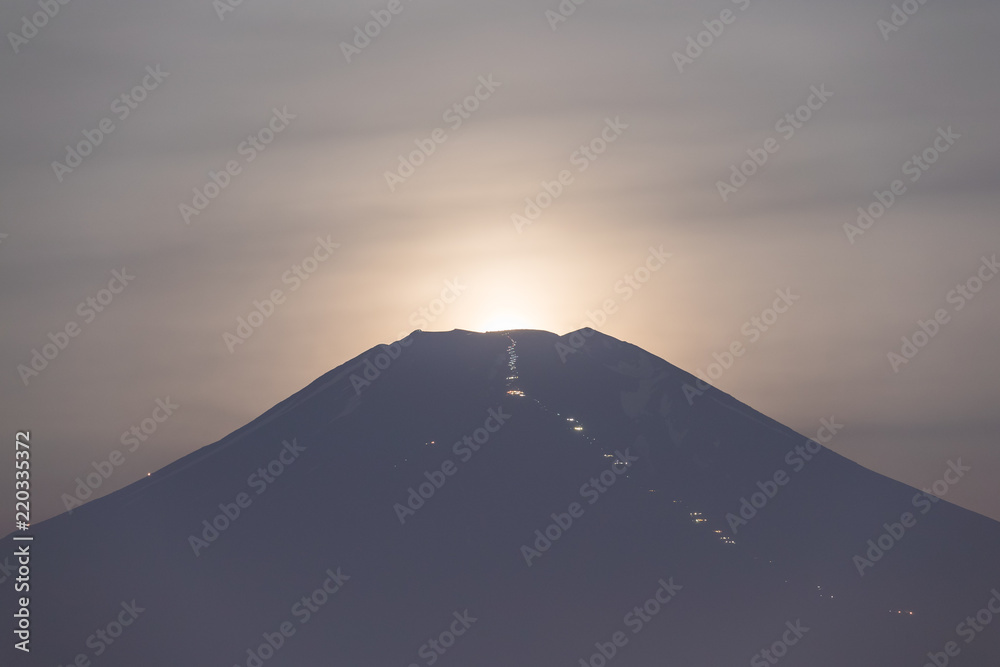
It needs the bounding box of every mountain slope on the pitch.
[4,328,999,666]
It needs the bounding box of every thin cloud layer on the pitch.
[1,0,998,524]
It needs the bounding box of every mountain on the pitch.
[4,328,999,666]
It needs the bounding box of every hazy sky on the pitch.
[1,0,998,526]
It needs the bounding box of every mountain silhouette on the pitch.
[5,328,999,666]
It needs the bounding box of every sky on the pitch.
[1,0,998,526]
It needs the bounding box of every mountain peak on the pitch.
[6,329,999,666]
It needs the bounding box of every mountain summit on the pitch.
[6,328,999,666]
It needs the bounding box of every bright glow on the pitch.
[479,311,537,333]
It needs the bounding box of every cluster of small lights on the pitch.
[503,334,524,397]
[496,335,611,468]
[891,610,915,615]
[816,585,834,600]
[713,529,736,545]
[681,509,736,546]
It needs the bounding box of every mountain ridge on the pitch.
[4,327,998,666]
